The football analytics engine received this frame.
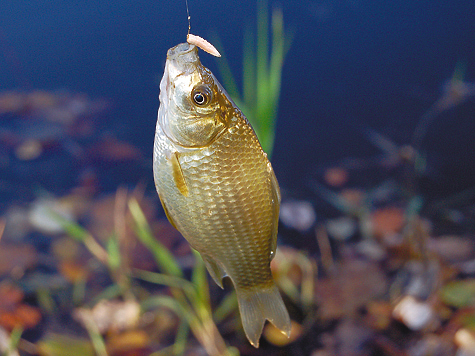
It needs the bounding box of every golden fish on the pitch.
[153,42,290,347]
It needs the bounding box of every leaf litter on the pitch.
[0,67,475,355]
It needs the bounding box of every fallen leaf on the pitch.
[364,301,392,330]
[371,207,405,238]
[428,235,475,263]
[58,261,88,283]
[0,243,37,276]
[0,92,26,114]
[323,167,349,187]
[393,295,436,331]
[88,136,142,162]
[26,91,58,110]
[0,283,23,307]
[106,330,150,355]
[0,282,41,330]
[28,197,76,235]
[315,259,387,320]
[339,188,365,207]
[74,299,141,334]
[264,320,303,346]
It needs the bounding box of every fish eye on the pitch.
[191,85,212,106]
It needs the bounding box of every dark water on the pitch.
[1,0,474,199]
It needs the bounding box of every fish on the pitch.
[153,42,291,347]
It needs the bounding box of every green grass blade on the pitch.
[256,0,270,113]
[141,295,198,329]
[89,284,123,307]
[269,7,285,111]
[37,335,94,356]
[191,251,209,305]
[255,0,272,153]
[214,0,291,158]
[133,269,196,299]
[55,214,108,263]
[72,276,87,306]
[213,291,238,323]
[7,325,23,355]
[36,287,56,314]
[242,26,256,118]
[190,250,211,320]
[80,312,108,356]
[58,216,89,243]
[173,319,190,356]
[141,295,183,315]
[106,234,121,271]
[128,198,183,277]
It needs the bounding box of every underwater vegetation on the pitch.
[214,0,292,157]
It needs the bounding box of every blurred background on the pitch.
[1,0,474,200]
[1,0,475,355]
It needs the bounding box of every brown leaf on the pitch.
[371,207,405,238]
[364,301,392,330]
[0,283,41,331]
[0,243,37,276]
[315,259,388,320]
[106,330,150,356]
[74,299,141,334]
[59,261,88,283]
[13,304,42,329]
[88,136,142,162]
[323,167,349,187]
[0,283,23,308]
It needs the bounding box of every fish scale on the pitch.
[153,42,290,347]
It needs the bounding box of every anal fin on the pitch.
[201,254,227,289]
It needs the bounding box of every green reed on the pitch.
[215,0,292,157]
[59,196,238,356]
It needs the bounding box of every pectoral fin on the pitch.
[169,151,189,197]
[201,254,227,289]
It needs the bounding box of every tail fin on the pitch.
[237,284,291,347]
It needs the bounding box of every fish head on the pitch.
[158,43,230,148]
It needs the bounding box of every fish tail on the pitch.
[237,284,291,348]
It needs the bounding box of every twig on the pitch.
[0,218,5,242]
[316,225,334,272]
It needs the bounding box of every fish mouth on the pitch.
[158,43,213,149]
[158,43,200,145]
[167,42,195,59]
[166,43,200,78]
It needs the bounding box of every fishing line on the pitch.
[183,0,221,56]
[185,0,191,36]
